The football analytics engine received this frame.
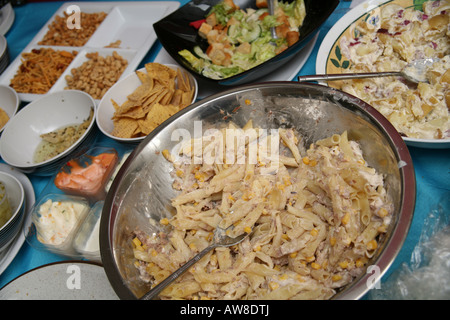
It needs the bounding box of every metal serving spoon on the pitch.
[297,57,439,84]
[139,224,249,300]
[268,0,278,41]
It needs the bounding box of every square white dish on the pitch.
[0,1,180,104]
[86,4,174,50]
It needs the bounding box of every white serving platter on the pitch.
[0,1,180,104]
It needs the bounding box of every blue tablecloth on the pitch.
[0,0,449,299]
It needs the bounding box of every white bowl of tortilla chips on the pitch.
[0,85,20,134]
[96,63,198,143]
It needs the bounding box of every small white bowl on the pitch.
[96,63,198,143]
[0,85,19,134]
[0,171,25,253]
[0,90,96,176]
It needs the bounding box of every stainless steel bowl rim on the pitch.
[100,81,416,300]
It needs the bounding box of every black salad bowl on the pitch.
[153,0,339,85]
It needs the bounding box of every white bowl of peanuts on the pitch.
[96,62,198,143]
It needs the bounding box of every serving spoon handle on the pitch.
[298,57,439,84]
[140,242,218,300]
[268,0,277,40]
[139,224,249,300]
[297,71,401,82]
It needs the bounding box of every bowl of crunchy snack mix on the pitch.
[0,90,97,176]
[96,62,198,143]
[100,82,415,300]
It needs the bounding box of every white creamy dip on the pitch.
[35,199,88,246]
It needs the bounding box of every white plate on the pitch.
[0,3,15,36]
[0,261,118,299]
[0,1,180,104]
[316,0,450,149]
[0,163,35,276]
[155,33,319,100]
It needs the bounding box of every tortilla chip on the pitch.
[177,69,191,92]
[111,99,121,111]
[113,99,141,116]
[145,62,177,87]
[146,62,176,78]
[139,89,161,112]
[127,81,154,102]
[111,117,139,138]
[138,103,178,135]
[181,91,194,108]
[132,124,144,137]
[160,89,175,106]
[136,70,152,84]
[171,89,183,106]
[119,106,147,119]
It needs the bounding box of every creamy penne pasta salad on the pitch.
[131,122,393,300]
[328,0,450,140]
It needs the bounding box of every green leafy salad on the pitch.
[179,0,306,80]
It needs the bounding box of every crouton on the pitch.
[259,12,269,20]
[223,0,239,12]
[275,23,290,39]
[198,22,213,39]
[286,31,300,46]
[236,42,252,54]
[207,43,232,66]
[227,16,239,27]
[256,0,268,8]
[206,12,218,26]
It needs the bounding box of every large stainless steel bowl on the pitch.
[100,82,416,300]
